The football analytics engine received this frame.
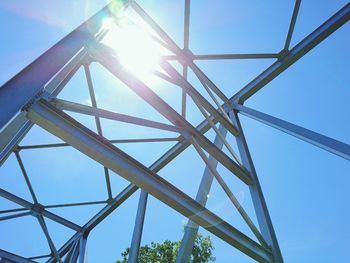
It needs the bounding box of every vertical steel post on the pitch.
[128,190,148,263]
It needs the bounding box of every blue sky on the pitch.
[1,1,350,262]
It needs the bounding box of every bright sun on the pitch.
[101,17,161,83]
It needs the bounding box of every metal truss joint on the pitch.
[179,48,194,66]
[277,49,291,61]
[21,89,46,113]
[31,203,45,214]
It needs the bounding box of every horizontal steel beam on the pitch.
[163,53,279,60]
[27,99,272,262]
[50,98,180,133]
[0,188,81,232]
[235,104,350,160]
[44,200,107,209]
[18,138,179,150]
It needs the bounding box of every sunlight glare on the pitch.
[102,19,161,84]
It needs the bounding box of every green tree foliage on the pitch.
[116,233,215,263]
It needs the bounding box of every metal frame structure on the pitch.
[0,0,349,262]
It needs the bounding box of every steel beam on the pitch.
[37,216,62,263]
[230,111,283,262]
[235,104,350,160]
[283,0,301,50]
[18,138,179,150]
[0,0,130,129]
[27,99,272,262]
[0,250,36,263]
[163,54,280,60]
[44,200,107,209]
[0,48,85,166]
[0,211,31,222]
[128,190,148,263]
[84,63,113,201]
[131,1,233,109]
[88,44,251,185]
[50,98,180,133]
[176,125,226,263]
[78,237,87,263]
[0,208,27,214]
[189,136,267,247]
[232,2,350,104]
[0,188,81,232]
[160,60,234,127]
[14,151,38,204]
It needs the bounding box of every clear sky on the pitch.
[0,1,350,262]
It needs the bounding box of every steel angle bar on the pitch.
[92,41,238,136]
[27,99,271,262]
[28,255,51,260]
[160,60,234,128]
[37,215,62,263]
[47,110,258,262]
[0,49,85,166]
[0,208,28,214]
[235,104,350,160]
[0,0,130,164]
[232,2,350,104]
[50,98,180,133]
[162,54,280,60]
[0,0,126,128]
[181,65,188,118]
[83,63,113,200]
[0,249,37,263]
[14,151,38,204]
[62,241,77,263]
[191,54,279,60]
[47,185,138,263]
[188,65,233,116]
[176,125,227,263]
[18,138,179,150]
[78,237,87,263]
[184,0,190,50]
[284,0,302,51]
[151,2,350,162]
[88,44,250,184]
[131,1,233,109]
[0,211,31,221]
[191,95,242,166]
[63,240,80,263]
[230,111,283,262]
[47,236,80,263]
[189,136,268,248]
[49,133,204,263]
[128,190,148,263]
[152,70,183,87]
[182,0,191,118]
[84,64,104,136]
[0,188,81,232]
[44,200,107,209]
